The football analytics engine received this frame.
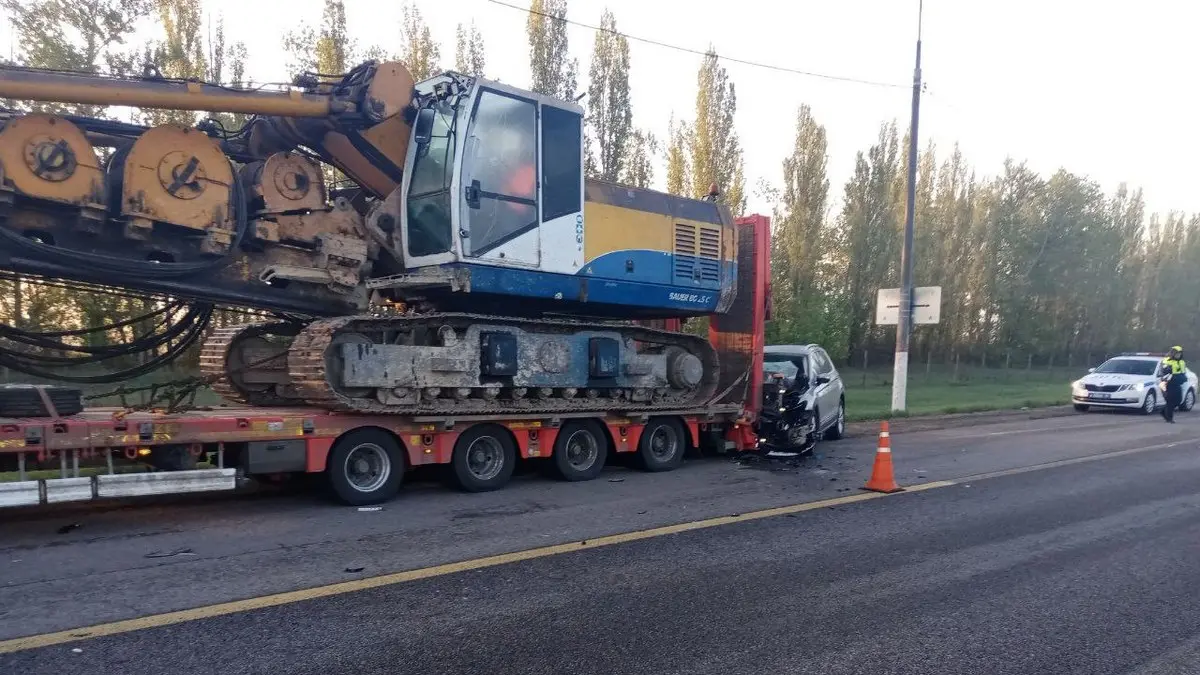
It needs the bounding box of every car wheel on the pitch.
[1182,389,1196,412]
[1073,404,1090,412]
[1142,390,1158,415]
[824,398,845,440]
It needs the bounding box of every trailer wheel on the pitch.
[636,417,686,472]
[551,419,609,481]
[327,428,404,506]
[450,424,517,492]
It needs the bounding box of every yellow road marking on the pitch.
[0,481,952,655]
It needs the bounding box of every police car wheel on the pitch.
[1182,389,1196,412]
[1142,390,1158,415]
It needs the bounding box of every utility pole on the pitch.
[892,0,923,413]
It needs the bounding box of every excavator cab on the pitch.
[375,70,735,319]
[378,72,585,287]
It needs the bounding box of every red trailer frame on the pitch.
[0,215,771,508]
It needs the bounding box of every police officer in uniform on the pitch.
[1159,346,1187,423]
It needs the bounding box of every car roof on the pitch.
[764,345,813,357]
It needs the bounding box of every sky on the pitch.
[2,0,1197,220]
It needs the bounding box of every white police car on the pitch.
[1071,353,1197,414]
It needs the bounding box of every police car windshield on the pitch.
[1095,358,1158,375]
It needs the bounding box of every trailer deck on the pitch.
[0,403,752,508]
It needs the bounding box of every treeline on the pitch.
[763,113,1198,365]
[0,0,1194,378]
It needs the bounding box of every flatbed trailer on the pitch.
[0,215,771,508]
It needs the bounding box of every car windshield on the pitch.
[764,358,804,381]
[1094,358,1157,375]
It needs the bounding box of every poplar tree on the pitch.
[665,114,690,197]
[621,130,657,189]
[686,49,744,214]
[584,9,631,181]
[454,21,486,76]
[526,0,577,100]
[142,0,206,127]
[771,105,831,344]
[399,0,441,80]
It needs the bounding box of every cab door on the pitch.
[460,87,541,267]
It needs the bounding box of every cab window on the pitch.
[541,105,581,222]
[406,100,456,258]
[460,89,538,256]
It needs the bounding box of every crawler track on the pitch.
[198,322,302,407]
[201,314,721,416]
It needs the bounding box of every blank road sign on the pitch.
[875,287,942,325]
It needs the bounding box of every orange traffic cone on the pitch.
[863,421,904,493]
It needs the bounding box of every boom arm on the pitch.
[0,66,344,116]
[0,61,419,199]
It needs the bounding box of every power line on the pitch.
[486,0,909,89]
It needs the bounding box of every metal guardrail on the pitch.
[0,468,237,508]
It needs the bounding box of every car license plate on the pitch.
[1090,392,1110,400]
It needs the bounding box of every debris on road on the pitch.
[357,506,383,512]
[56,523,81,535]
[145,548,196,559]
[734,451,816,473]
[344,566,365,573]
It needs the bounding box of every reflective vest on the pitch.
[1162,357,1187,378]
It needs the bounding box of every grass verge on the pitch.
[843,379,1070,422]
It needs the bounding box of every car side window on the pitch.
[811,350,832,375]
[819,349,836,376]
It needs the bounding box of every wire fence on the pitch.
[842,347,1144,386]
[841,355,1087,390]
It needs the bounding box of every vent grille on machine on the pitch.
[674,223,697,282]
[698,226,720,281]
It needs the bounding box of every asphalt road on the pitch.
[4,409,1200,673]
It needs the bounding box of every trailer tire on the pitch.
[551,419,609,481]
[636,417,686,472]
[450,424,517,492]
[327,428,404,506]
